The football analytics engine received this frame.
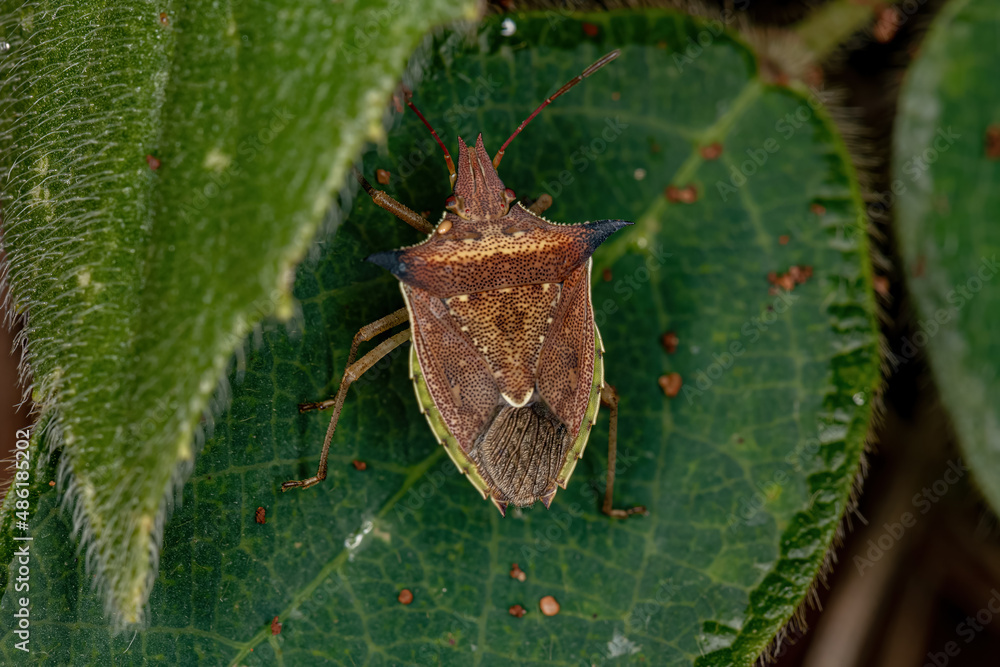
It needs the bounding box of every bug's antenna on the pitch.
[403,91,458,188]
[493,49,621,170]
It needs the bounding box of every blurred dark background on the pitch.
[4,1,998,664]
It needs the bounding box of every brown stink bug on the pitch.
[284,50,646,519]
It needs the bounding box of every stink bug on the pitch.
[284,50,646,519]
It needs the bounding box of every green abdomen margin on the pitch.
[408,326,606,503]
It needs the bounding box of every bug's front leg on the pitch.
[352,167,434,234]
[284,321,411,491]
[600,383,649,519]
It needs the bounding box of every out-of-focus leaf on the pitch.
[894,0,1000,510]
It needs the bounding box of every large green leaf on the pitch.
[0,0,476,625]
[1,11,879,665]
[894,0,1000,511]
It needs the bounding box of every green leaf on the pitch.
[0,0,476,625]
[894,0,1000,510]
[1,11,879,664]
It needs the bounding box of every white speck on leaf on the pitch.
[203,148,232,172]
[501,18,516,36]
[607,630,641,658]
[345,520,374,561]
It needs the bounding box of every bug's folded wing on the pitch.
[404,284,499,452]
[536,260,598,439]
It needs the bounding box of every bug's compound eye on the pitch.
[445,194,471,219]
[504,188,516,203]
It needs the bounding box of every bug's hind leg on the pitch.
[600,384,649,519]
[284,312,411,491]
[353,167,434,234]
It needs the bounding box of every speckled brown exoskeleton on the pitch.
[284,50,646,519]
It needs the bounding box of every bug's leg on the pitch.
[283,327,411,491]
[600,383,649,519]
[353,167,434,235]
[527,193,553,216]
[299,307,409,412]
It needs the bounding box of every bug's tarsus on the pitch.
[492,49,621,170]
[404,91,458,188]
[283,314,411,492]
[352,166,434,234]
[599,383,649,519]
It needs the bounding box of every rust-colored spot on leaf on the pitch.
[986,125,1000,159]
[810,203,826,216]
[398,589,414,605]
[48,480,55,487]
[146,154,161,171]
[660,331,679,354]
[159,12,169,26]
[582,23,599,37]
[658,373,682,398]
[352,460,367,471]
[611,91,621,101]
[700,142,723,160]
[539,595,560,616]
[270,616,282,635]
[913,255,926,277]
[778,235,790,245]
[601,267,612,282]
[665,185,698,204]
[376,169,391,185]
[510,563,527,582]
[767,265,813,293]
[509,604,527,618]
[255,507,266,524]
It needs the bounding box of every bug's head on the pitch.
[444,134,517,221]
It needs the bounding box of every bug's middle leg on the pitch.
[283,321,411,491]
[600,383,649,519]
[299,307,409,412]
